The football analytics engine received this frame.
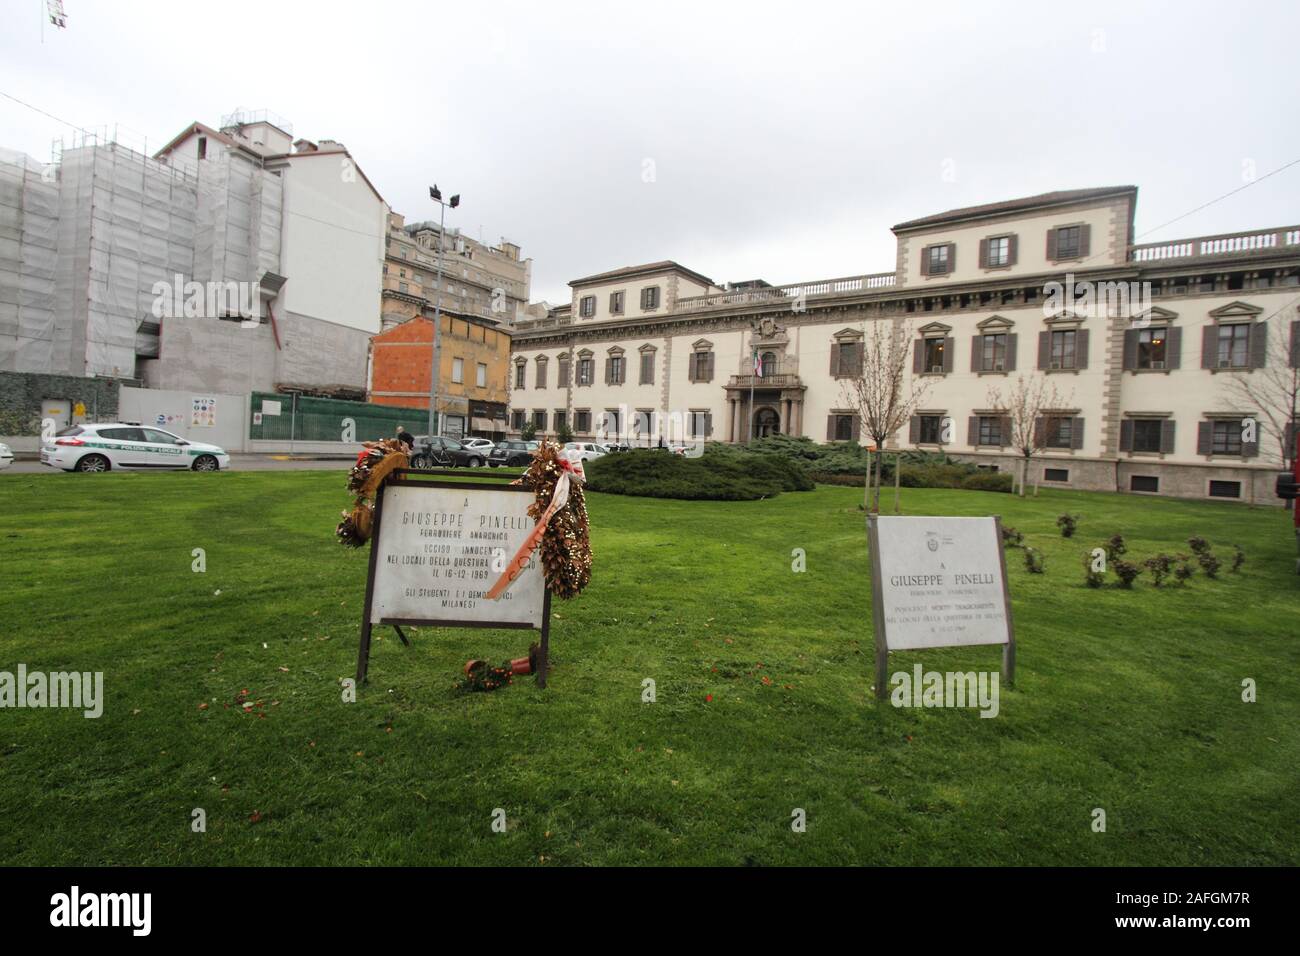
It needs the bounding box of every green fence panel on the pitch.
[248,392,431,443]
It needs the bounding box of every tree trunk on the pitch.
[863,447,872,512]
[1019,456,1028,497]
[894,452,901,513]
[872,446,884,513]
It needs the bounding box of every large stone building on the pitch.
[508,186,1300,504]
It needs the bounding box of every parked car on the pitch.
[410,436,485,469]
[0,442,12,470]
[40,424,230,473]
[460,437,496,454]
[487,439,538,468]
[562,441,607,464]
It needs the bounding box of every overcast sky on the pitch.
[3,0,1299,303]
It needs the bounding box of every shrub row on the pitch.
[584,448,813,501]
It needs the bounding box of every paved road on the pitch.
[2,454,356,475]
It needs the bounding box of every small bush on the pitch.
[1001,525,1024,548]
[1082,551,1105,588]
[1187,536,1211,556]
[960,471,1014,493]
[1143,554,1173,587]
[520,421,538,441]
[1198,550,1221,579]
[1023,547,1045,574]
[1056,513,1079,538]
[1112,559,1142,589]
[1105,534,1127,561]
[585,448,813,501]
[1174,555,1196,585]
[1231,545,1245,573]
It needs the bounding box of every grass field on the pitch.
[0,469,1297,866]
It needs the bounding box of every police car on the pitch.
[41,423,231,473]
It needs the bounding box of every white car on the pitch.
[41,423,231,473]
[460,437,496,453]
[562,441,607,464]
[0,442,12,470]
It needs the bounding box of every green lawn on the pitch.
[0,470,1297,866]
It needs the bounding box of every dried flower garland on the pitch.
[335,438,409,547]
[503,441,593,600]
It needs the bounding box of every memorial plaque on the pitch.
[369,483,544,627]
[868,515,1015,698]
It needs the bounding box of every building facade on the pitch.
[509,187,1300,504]
[368,314,512,439]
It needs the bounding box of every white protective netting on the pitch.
[0,148,61,372]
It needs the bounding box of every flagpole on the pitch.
[747,347,756,443]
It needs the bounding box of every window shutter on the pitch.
[1160,419,1176,454]
[1075,329,1090,369]
[604,358,611,385]
[1032,416,1046,448]
[909,415,920,443]
[1201,326,1216,369]
[855,342,865,375]
[970,335,983,372]
[1119,419,1134,452]
[967,416,978,446]
[829,344,840,376]
[1196,421,1212,456]
[703,352,714,382]
[1292,320,1300,368]
[919,246,930,277]
[850,415,861,443]
[687,352,697,382]
[1122,328,1139,370]
[1037,331,1051,370]
[942,337,955,373]
[999,416,1012,447]
[705,412,713,437]
[1166,326,1182,369]
[913,339,924,374]
[1006,333,1018,371]
[979,239,988,268]
[1071,417,1084,450]
[1249,323,1268,368]
[826,415,835,441]
[1078,224,1091,258]
[946,244,956,273]
[1045,228,1058,260]
[1007,234,1018,267]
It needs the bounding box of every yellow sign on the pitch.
[73,402,86,418]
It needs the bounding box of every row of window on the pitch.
[920,223,1090,276]
[515,349,717,389]
[578,286,661,319]
[448,358,489,387]
[825,411,1260,457]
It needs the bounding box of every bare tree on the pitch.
[1221,318,1299,469]
[839,319,931,512]
[986,373,1071,497]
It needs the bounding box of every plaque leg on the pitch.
[537,591,552,689]
[356,621,373,685]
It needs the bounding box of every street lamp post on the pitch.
[426,185,460,438]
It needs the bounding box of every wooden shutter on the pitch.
[999,417,1012,446]
[1007,234,1018,267]
[855,342,865,376]
[1119,419,1134,451]
[704,412,713,437]
[919,246,930,276]
[1249,323,1268,368]
[971,335,983,372]
[1196,421,1212,456]
[1160,419,1176,454]
[979,239,989,269]
[826,415,835,441]
[1045,228,1058,260]
[703,352,713,382]
[942,336,954,373]
[1122,329,1139,370]
[913,339,924,374]
[1006,333,1018,371]
[850,415,861,442]
[909,416,920,443]
[829,344,840,376]
[967,416,978,446]
[1201,326,1216,368]
[604,358,611,385]
[1071,417,1085,450]
[946,243,956,273]
[1075,329,1090,369]
[1037,331,1051,370]
[1166,326,1182,369]
[687,352,697,382]
[1032,416,1046,448]
[1291,320,1300,368]
[1078,224,1091,258]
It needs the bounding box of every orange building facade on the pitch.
[368,315,512,438]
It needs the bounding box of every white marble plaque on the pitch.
[873,516,1011,650]
[369,483,544,626]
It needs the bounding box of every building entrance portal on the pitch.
[754,406,780,438]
